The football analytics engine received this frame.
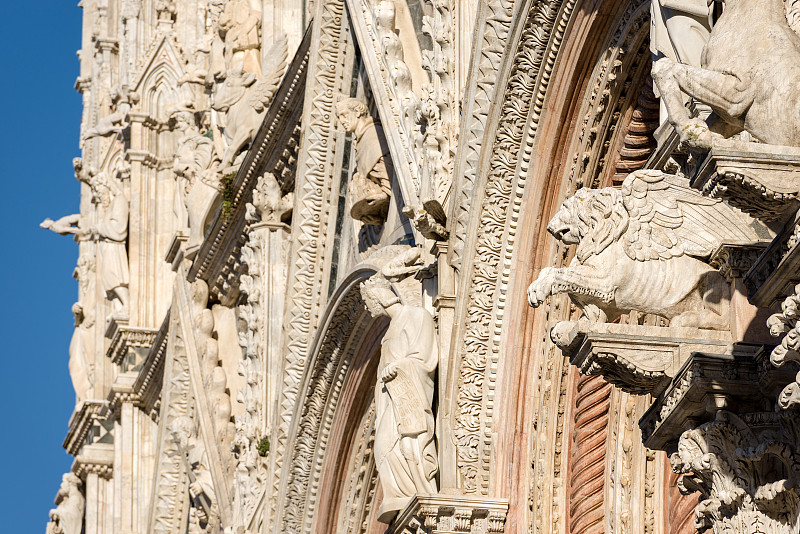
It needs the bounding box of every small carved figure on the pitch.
[336,98,394,226]
[91,181,130,314]
[218,0,261,75]
[402,200,448,240]
[68,303,94,402]
[46,473,85,534]
[651,0,800,148]
[171,109,216,230]
[212,36,288,170]
[83,88,139,141]
[40,214,86,238]
[527,169,762,328]
[360,249,438,522]
[170,416,218,529]
[250,172,293,223]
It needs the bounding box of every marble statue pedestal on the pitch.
[551,321,732,396]
[387,494,508,534]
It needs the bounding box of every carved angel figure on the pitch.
[212,36,288,170]
[528,169,761,328]
[360,248,438,523]
[46,473,84,534]
[651,0,800,148]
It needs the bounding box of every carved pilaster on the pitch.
[232,185,291,529]
[387,495,508,534]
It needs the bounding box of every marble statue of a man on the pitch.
[68,303,94,403]
[91,182,130,314]
[46,473,85,534]
[218,0,261,75]
[172,109,215,230]
[336,98,393,226]
[360,272,438,523]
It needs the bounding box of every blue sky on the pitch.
[0,2,84,529]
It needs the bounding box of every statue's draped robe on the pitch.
[96,194,129,297]
[375,305,438,521]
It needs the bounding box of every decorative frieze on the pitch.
[105,320,158,368]
[63,400,107,456]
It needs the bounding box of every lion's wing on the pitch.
[247,35,288,112]
[621,169,761,261]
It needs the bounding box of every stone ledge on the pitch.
[105,319,158,367]
[691,142,800,222]
[552,321,732,396]
[387,494,508,534]
[639,346,794,451]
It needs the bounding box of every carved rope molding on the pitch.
[451,0,576,494]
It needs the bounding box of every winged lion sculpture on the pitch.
[527,170,763,328]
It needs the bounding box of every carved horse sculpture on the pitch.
[651,0,800,148]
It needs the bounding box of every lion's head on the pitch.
[547,187,629,263]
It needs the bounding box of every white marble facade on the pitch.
[46,0,800,533]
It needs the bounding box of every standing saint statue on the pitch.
[336,98,394,226]
[171,108,216,232]
[46,473,85,534]
[91,181,130,314]
[360,249,438,522]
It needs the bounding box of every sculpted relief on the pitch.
[651,0,800,149]
[336,98,394,226]
[361,249,439,523]
[360,248,438,523]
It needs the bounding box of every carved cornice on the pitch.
[709,242,769,281]
[106,372,141,415]
[73,443,114,480]
[63,400,107,456]
[187,27,310,307]
[745,215,800,307]
[132,312,170,418]
[692,143,800,222]
[105,321,159,365]
[553,321,732,396]
[387,495,508,534]
[638,347,792,451]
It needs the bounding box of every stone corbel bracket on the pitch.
[387,494,508,534]
[691,143,800,222]
[552,321,732,396]
[73,443,115,480]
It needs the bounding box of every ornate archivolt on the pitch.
[276,266,386,533]
[446,1,680,533]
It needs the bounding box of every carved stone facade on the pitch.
[44,0,800,533]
